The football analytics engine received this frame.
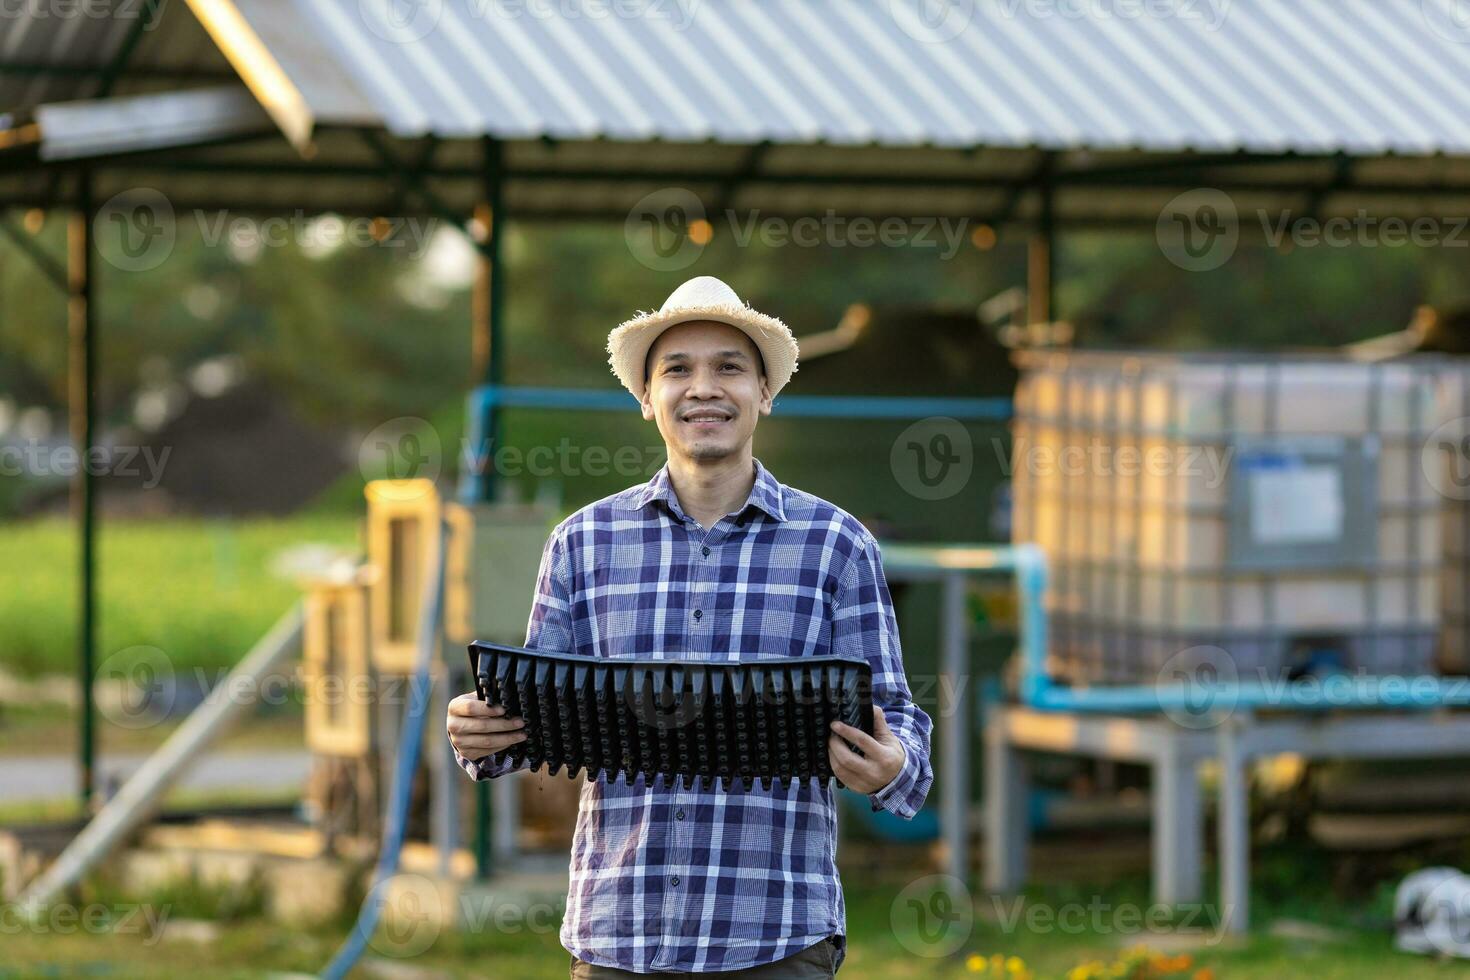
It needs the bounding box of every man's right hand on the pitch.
[447,693,527,761]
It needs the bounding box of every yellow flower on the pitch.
[1067,960,1111,980]
[1144,953,1193,974]
[1006,956,1026,974]
[1192,969,1215,980]
[967,953,986,973]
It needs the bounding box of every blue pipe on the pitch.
[467,384,1013,421]
[321,521,446,979]
[461,385,1012,502]
[1007,544,1470,713]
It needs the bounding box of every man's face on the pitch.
[641,320,772,462]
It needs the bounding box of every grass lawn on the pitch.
[0,864,1461,980]
[0,515,361,678]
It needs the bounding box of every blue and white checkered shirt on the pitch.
[455,458,933,973]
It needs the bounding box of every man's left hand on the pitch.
[828,711,905,794]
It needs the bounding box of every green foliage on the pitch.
[2,216,1462,440]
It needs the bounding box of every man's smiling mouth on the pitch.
[682,409,733,426]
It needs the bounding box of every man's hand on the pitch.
[447,693,527,762]
[827,711,905,794]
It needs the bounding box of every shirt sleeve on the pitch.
[454,523,574,782]
[831,535,934,819]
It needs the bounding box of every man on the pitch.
[447,276,933,977]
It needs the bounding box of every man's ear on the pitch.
[757,376,773,416]
[640,385,656,422]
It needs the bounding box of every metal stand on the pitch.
[880,543,1040,887]
[429,664,461,878]
[985,705,1470,932]
[881,547,981,884]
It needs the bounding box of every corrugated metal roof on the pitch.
[6,0,1470,222]
[252,0,1470,154]
[35,85,273,161]
[0,4,237,110]
[9,0,1470,156]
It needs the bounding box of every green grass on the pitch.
[0,515,361,678]
[0,863,1461,980]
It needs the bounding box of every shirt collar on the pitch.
[624,458,787,524]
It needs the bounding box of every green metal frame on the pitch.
[67,169,98,812]
[473,134,506,881]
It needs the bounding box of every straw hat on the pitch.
[607,276,799,401]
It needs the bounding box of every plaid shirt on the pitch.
[455,458,933,973]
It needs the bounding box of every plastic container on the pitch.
[1431,364,1470,672]
[1012,352,1442,686]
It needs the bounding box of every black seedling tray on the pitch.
[467,641,874,791]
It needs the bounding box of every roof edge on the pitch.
[183,0,316,153]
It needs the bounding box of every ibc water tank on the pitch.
[1011,351,1442,686]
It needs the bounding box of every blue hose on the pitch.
[321,522,445,980]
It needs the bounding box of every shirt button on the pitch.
[676,809,686,820]
[701,546,711,557]
[671,876,680,886]
[693,609,703,621]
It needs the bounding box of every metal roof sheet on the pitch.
[6,0,1470,223]
[7,0,1470,155]
[260,0,1470,154]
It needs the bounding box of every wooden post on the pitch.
[1026,181,1055,327]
